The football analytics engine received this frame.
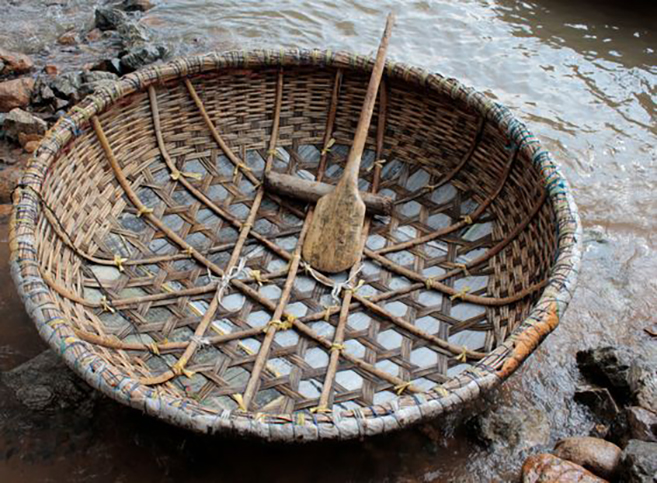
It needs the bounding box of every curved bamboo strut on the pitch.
[394,116,486,206]
[184,78,261,186]
[91,73,417,392]
[148,84,296,263]
[141,70,286,386]
[376,145,518,256]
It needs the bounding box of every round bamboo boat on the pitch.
[10,50,581,441]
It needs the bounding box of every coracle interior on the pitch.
[35,63,556,415]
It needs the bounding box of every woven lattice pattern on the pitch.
[11,50,581,440]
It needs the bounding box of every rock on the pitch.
[1,350,94,411]
[574,385,620,421]
[94,6,129,31]
[50,71,83,101]
[79,70,119,96]
[18,132,42,148]
[0,47,33,76]
[3,108,47,141]
[577,347,633,401]
[0,203,12,218]
[522,454,608,483]
[577,345,657,407]
[57,30,78,45]
[474,406,551,450]
[552,437,621,480]
[91,57,123,76]
[0,77,35,112]
[627,344,657,410]
[86,28,103,42]
[118,20,152,48]
[0,165,24,203]
[626,407,657,443]
[121,0,155,11]
[120,43,169,72]
[14,385,55,411]
[44,64,58,76]
[620,440,657,483]
[30,76,56,105]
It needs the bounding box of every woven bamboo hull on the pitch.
[10,50,581,441]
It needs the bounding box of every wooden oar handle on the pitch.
[341,12,395,188]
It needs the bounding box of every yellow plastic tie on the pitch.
[148,342,160,355]
[170,169,181,181]
[172,361,195,379]
[232,393,248,412]
[367,159,387,173]
[346,279,365,295]
[137,206,153,218]
[263,319,293,333]
[433,386,449,397]
[323,304,338,322]
[455,347,468,363]
[267,148,283,160]
[113,254,127,272]
[100,296,115,314]
[425,277,435,290]
[183,246,194,257]
[321,137,336,156]
[232,162,252,181]
[250,270,264,287]
[310,405,332,414]
[330,343,345,354]
[394,382,411,395]
[450,286,471,301]
[453,263,470,277]
[284,314,296,325]
[461,214,473,225]
[296,412,306,426]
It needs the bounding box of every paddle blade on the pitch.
[302,188,366,273]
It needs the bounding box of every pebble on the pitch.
[522,454,608,482]
[86,28,103,42]
[94,6,129,31]
[57,30,78,46]
[0,47,33,76]
[121,0,155,12]
[552,437,622,480]
[0,77,35,112]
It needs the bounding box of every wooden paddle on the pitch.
[302,12,395,273]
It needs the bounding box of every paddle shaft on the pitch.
[302,13,395,273]
[339,13,395,191]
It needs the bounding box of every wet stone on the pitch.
[1,350,95,412]
[121,0,155,11]
[619,440,657,483]
[626,407,657,443]
[574,385,621,421]
[474,406,551,450]
[2,108,47,141]
[0,77,35,111]
[552,436,621,480]
[120,43,169,72]
[522,454,608,483]
[95,7,129,31]
[0,47,33,76]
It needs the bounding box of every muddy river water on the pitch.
[0,0,655,481]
